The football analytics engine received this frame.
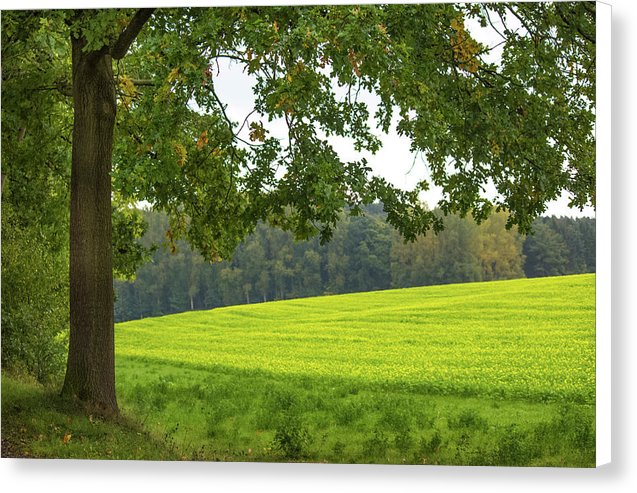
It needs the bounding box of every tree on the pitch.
[1,3,596,415]
[477,211,525,281]
[522,216,596,277]
[329,213,392,293]
[1,13,72,383]
[1,206,70,383]
[523,220,570,277]
[542,215,596,274]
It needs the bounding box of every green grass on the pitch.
[2,274,596,465]
[117,274,596,403]
[1,373,183,460]
[114,274,595,466]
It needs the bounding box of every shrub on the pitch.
[272,411,310,460]
[1,207,69,383]
[363,428,390,459]
[496,425,532,466]
[449,408,489,431]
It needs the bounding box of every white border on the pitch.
[595,1,612,468]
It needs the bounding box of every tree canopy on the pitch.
[3,2,596,257]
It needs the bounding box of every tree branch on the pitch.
[555,3,596,45]
[116,77,157,87]
[111,8,156,60]
[31,79,73,97]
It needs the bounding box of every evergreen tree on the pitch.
[523,221,570,278]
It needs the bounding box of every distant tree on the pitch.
[477,211,525,281]
[240,238,269,303]
[297,249,323,297]
[113,208,594,322]
[577,218,596,273]
[345,215,392,292]
[219,266,245,306]
[523,221,570,277]
[325,222,350,294]
[434,214,483,284]
[391,210,528,288]
[203,264,224,309]
[542,216,596,274]
[391,213,480,287]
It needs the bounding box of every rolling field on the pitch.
[115,274,596,466]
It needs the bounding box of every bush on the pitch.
[449,408,489,431]
[363,428,390,459]
[496,425,533,466]
[272,411,310,460]
[1,207,69,383]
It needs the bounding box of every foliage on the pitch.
[525,215,596,276]
[2,3,594,260]
[1,206,69,383]
[1,13,72,381]
[272,411,311,460]
[523,220,570,277]
[112,200,156,280]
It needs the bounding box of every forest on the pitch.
[114,206,596,322]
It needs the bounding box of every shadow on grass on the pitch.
[1,373,182,461]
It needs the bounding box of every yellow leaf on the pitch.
[348,49,362,77]
[450,14,481,73]
[490,141,501,156]
[249,122,267,142]
[173,142,187,167]
[167,67,180,83]
[63,433,72,444]
[197,130,209,150]
[119,75,137,108]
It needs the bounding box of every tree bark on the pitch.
[61,36,118,415]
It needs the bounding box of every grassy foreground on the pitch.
[1,373,182,460]
[2,274,596,465]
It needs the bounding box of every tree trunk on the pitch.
[61,36,118,416]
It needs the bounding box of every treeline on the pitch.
[114,206,595,322]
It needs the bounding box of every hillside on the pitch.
[116,274,595,403]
